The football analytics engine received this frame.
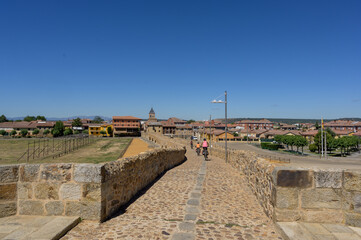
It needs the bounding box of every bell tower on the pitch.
[149,107,157,122]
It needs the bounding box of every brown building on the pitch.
[236,119,274,130]
[113,116,141,136]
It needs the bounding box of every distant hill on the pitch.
[215,118,361,124]
[8,116,112,121]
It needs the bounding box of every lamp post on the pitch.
[211,91,228,163]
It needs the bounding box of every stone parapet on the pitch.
[208,144,361,227]
[0,136,186,221]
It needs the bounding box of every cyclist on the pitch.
[196,142,201,156]
[202,138,208,155]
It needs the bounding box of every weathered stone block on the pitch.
[0,183,17,200]
[17,182,33,199]
[40,163,72,181]
[45,201,64,216]
[315,170,342,188]
[0,165,19,183]
[302,210,343,223]
[354,193,361,214]
[274,209,301,222]
[0,202,16,217]
[82,183,102,201]
[65,201,101,220]
[344,171,361,191]
[60,183,81,200]
[19,200,44,215]
[301,189,341,209]
[20,164,40,182]
[275,187,299,209]
[345,212,361,227]
[74,164,103,183]
[276,170,313,188]
[34,182,60,200]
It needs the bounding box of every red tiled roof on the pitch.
[112,116,141,120]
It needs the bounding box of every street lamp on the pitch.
[211,91,228,163]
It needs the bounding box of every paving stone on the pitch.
[333,232,361,240]
[172,232,194,240]
[179,222,195,232]
[322,223,355,233]
[277,222,314,240]
[185,206,200,214]
[350,226,361,236]
[299,222,330,235]
[184,214,197,221]
[186,199,200,206]
[190,192,201,198]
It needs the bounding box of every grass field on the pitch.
[0,138,132,164]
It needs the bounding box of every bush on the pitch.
[43,129,50,135]
[20,129,28,137]
[32,129,40,135]
[82,130,89,134]
[261,142,281,150]
[0,130,7,136]
[64,128,73,136]
[309,143,317,152]
[10,130,17,136]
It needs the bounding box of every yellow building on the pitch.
[89,124,113,137]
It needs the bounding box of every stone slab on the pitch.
[172,232,194,240]
[29,216,80,240]
[277,222,361,240]
[0,216,80,240]
[315,170,342,188]
[276,222,314,240]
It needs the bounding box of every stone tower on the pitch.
[149,107,157,122]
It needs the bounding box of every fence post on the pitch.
[27,142,29,163]
[33,140,35,160]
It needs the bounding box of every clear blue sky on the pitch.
[1,0,360,120]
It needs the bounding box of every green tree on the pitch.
[314,130,335,154]
[74,130,80,134]
[187,119,196,124]
[233,132,239,137]
[36,116,46,121]
[52,121,65,137]
[93,116,104,123]
[100,130,106,136]
[32,129,40,136]
[309,144,317,152]
[72,118,83,127]
[315,122,320,130]
[82,130,89,134]
[0,130,7,136]
[294,135,308,154]
[10,130,17,137]
[0,115,8,123]
[64,128,73,136]
[43,129,50,135]
[107,126,113,136]
[274,135,283,144]
[20,129,28,137]
[24,116,36,122]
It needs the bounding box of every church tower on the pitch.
[148,107,157,122]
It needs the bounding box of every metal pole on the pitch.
[209,115,212,155]
[321,121,324,158]
[325,130,327,159]
[225,91,228,163]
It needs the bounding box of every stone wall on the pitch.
[208,144,361,227]
[0,136,186,221]
[0,165,18,217]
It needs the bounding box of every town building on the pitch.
[113,116,141,136]
[236,119,274,130]
[324,120,361,132]
[89,124,113,137]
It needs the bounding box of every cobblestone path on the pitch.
[61,147,282,240]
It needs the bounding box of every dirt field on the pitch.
[122,138,151,158]
[0,138,131,164]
